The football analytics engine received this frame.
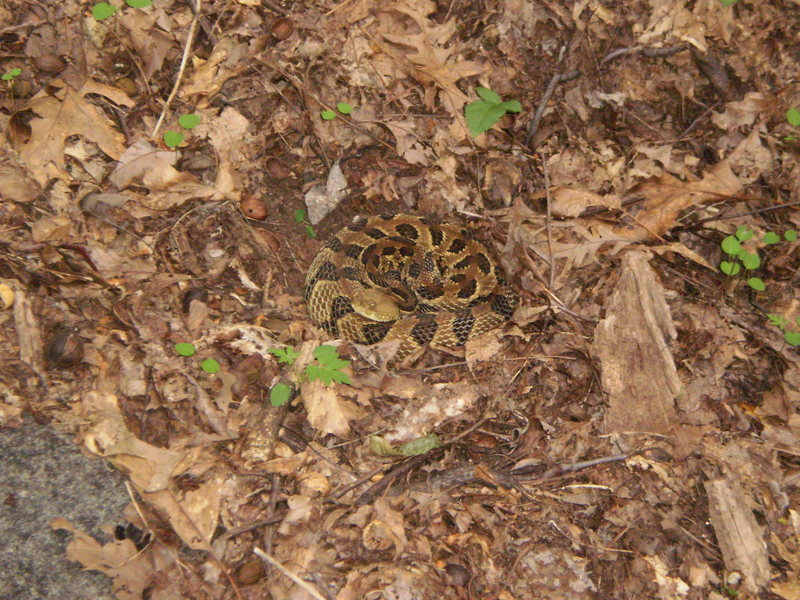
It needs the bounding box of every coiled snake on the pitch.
[304,214,517,360]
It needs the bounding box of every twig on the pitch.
[541,150,555,293]
[600,44,687,65]
[525,69,581,149]
[254,548,327,600]
[152,0,202,138]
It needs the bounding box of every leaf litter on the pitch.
[1,0,799,598]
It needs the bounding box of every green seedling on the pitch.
[719,0,738,6]
[163,114,201,148]
[174,342,221,373]
[2,68,21,81]
[294,209,316,239]
[92,0,152,20]
[321,102,354,121]
[464,87,521,137]
[267,344,351,406]
[719,226,800,347]
[787,108,800,127]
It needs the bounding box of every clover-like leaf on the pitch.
[174,342,196,357]
[747,277,765,291]
[92,2,117,20]
[337,102,353,114]
[126,0,153,7]
[739,251,760,270]
[720,235,741,255]
[785,230,797,242]
[735,226,753,241]
[763,231,781,245]
[163,130,184,148]
[720,261,740,276]
[178,113,201,129]
[321,109,336,120]
[200,358,220,373]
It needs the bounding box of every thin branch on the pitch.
[152,0,202,138]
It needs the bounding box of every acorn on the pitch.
[240,196,268,220]
[33,54,66,74]
[269,17,294,41]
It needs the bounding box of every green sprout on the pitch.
[321,102,354,120]
[719,226,800,347]
[294,209,316,238]
[163,130,184,148]
[2,68,21,81]
[464,87,521,137]
[267,344,351,406]
[92,2,117,20]
[174,342,222,373]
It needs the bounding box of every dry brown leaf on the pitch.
[550,187,621,218]
[301,378,358,438]
[19,79,133,185]
[81,391,184,492]
[50,518,152,600]
[141,475,225,550]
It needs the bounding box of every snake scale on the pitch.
[304,214,518,360]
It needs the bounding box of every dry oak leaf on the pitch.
[19,79,134,186]
[81,391,184,492]
[378,0,483,120]
[50,518,150,600]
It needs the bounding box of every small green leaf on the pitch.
[720,261,740,276]
[270,383,292,406]
[739,251,760,270]
[747,277,765,291]
[126,0,153,7]
[785,331,800,347]
[337,102,353,114]
[720,235,741,255]
[305,225,316,238]
[396,434,443,456]
[174,342,196,357]
[321,109,336,120]
[268,347,299,365]
[178,113,201,129]
[719,0,738,6]
[306,345,351,385]
[785,230,797,242]
[200,358,220,373]
[767,313,786,328]
[475,86,502,104]
[498,99,522,113]
[787,108,800,127]
[92,2,117,20]
[163,130,184,148]
[763,231,781,245]
[369,435,402,456]
[735,226,753,241]
[465,99,508,137]
[2,68,22,81]
[294,209,306,223]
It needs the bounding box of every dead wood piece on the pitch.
[704,478,771,592]
[592,251,681,434]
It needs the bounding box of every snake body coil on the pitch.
[304,214,517,359]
